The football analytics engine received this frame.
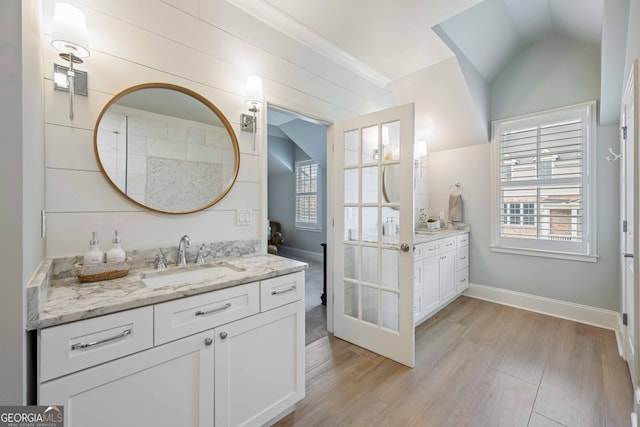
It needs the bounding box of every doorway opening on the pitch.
[266,105,328,346]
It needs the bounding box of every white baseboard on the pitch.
[278,246,323,263]
[631,412,637,427]
[464,283,621,335]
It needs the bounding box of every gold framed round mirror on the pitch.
[94,83,240,214]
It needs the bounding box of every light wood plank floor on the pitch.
[275,296,633,427]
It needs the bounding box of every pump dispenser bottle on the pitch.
[83,232,104,265]
[106,230,126,263]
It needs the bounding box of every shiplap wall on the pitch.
[41,0,394,257]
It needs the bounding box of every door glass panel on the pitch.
[381,248,399,289]
[362,166,379,204]
[362,207,379,243]
[382,164,400,205]
[344,244,358,279]
[381,291,399,331]
[381,121,400,161]
[344,207,359,241]
[361,246,378,284]
[344,130,359,166]
[362,126,379,164]
[344,281,358,318]
[362,285,378,325]
[344,168,358,203]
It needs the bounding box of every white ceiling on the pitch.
[231,0,624,151]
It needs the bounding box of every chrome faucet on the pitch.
[177,235,190,266]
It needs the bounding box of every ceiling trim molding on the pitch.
[225,0,391,88]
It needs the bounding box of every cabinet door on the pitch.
[439,252,456,302]
[413,260,424,321]
[39,330,214,427]
[215,300,305,427]
[422,255,440,315]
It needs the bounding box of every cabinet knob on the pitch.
[219,331,228,340]
[204,337,213,346]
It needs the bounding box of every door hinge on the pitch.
[622,126,628,141]
[623,219,628,233]
[623,313,628,326]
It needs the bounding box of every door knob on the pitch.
[400,243,411,252]
[219,331,228,340]
[204,337,213,346]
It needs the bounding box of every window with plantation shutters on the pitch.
[491,102,597,260]
[295,160,320,230]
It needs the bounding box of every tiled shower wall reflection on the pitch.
[96,105,234,211]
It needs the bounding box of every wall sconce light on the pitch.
[241,76,264,150]
[414,140,427,178]
[51,2,90,121]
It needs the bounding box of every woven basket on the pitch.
[74,258,132,283]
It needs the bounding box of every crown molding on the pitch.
[226,0,391,88]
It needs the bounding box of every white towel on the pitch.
[448,194,462,222]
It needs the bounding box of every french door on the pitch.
[332,103,415,367]
[622,59,639,405]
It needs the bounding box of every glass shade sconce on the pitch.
[51,2,90,120]
[241,76,264,150]
[414,140,427,178]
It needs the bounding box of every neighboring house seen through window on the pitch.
[491,102,596,261]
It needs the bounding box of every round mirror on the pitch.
[94,83,240,214]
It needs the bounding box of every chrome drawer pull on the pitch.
[460,278,466,283]
[71,329,131,351]
[195,302,232,317]
[272,285,296,296]
[459,256,466,260]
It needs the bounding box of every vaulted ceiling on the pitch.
[234,0,628,151]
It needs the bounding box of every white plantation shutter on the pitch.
[295,160,319,228]
[492,102,595,257]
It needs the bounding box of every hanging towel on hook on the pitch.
[448,194,463,222]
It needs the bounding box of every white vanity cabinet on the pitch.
[414,233,469,325]
[38,271,305,427]
[40,329,215,427]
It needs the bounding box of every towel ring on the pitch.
[449,182,463,195]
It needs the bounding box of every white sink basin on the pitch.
[141,263,243,289]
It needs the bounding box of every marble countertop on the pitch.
[27,254,307,330]
[414,229,469,244]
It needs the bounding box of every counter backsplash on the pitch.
[51,239,262,280]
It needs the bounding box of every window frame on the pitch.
[490,101,598,262]
[294,159,323,231]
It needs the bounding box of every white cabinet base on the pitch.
[40,330,214,427]
[215,300,305,427]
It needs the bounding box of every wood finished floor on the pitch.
[275,296,633,427]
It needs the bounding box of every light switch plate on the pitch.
[236,209,251,226]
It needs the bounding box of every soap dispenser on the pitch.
[106,230,126,263]
[83,232,104,265]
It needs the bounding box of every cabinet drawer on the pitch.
[261,272,305,312]
[40,306,153,382]
[456,233,469,247]
[457,268,469,292]
[416,241,439,259]
[456,246,469,270]
[440,237,457,252]
[154,282,259,345]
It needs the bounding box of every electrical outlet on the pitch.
[236,209,251,226]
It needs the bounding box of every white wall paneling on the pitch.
[40,0,394,259]
[46,210,260,257]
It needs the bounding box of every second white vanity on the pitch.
[28,254,306,427]
[413,230,469,325]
